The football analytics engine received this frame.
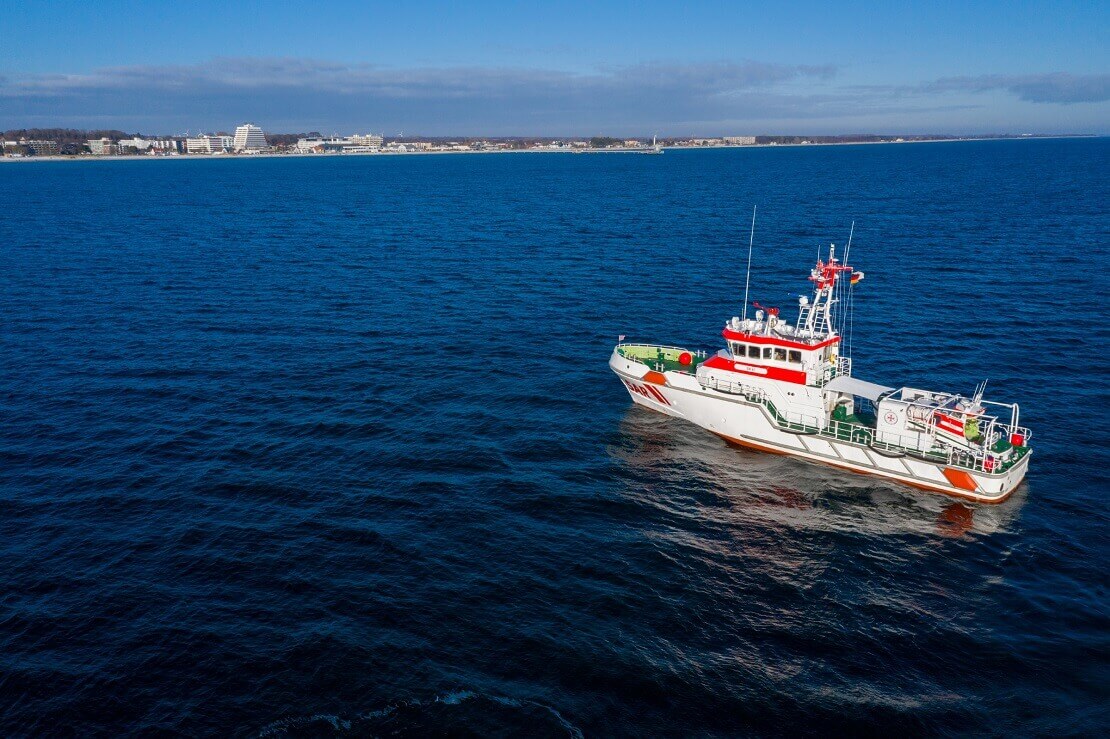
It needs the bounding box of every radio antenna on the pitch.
[837,221,856,337]
[742,205,757,321]
[843,220,855,266]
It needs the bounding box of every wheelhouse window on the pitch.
[763,347,773,359]
[731,342,745,356]
[748,345,761,359]
[773,348,787,361]
[788,350,802,364]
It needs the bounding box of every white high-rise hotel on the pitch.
[233,124,268,151]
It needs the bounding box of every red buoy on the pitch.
[679,352,692,366]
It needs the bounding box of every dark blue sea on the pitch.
[1,139,1107,737]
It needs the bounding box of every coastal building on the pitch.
[117,138,152,152]
[3,139,60,156]
[118,138,183,154]
[186,135,232,154]
[150,139,185,154]
[294,137,325,153]
[349,133,384,149]
[25,139,59,156]
[295,134,384,154]
[233,124,267,151]
[724,136,756,145]
[87,138,116,155]
[294,137,348,153]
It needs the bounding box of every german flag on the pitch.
[850,271,865,285]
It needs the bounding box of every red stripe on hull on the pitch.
[623,378,670,406]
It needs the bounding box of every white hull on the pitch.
[610,350,1029,504]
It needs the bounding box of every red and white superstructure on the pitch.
[609,245,1031,503]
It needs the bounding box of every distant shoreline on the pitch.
[0,134,1097,163]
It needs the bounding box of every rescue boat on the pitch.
[609,244,1031,503]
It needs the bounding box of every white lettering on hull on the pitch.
[732,363,767,374]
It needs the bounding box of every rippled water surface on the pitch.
[1,139,1108,736]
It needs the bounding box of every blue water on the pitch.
[1,139,1107,736]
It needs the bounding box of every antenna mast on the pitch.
[742,205,757,321]
[838,221,856,337]
[843,220,855,266]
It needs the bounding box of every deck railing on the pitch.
[617,342,700,355]
[814,356,853,387]
[696,372,1028,476]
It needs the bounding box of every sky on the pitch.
[1,0,1107,136]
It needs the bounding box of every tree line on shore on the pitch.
[3,128,137,145]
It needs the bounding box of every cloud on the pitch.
[0,58,1104,134]
[0,57,838,133]
[0,57,833,102]
[928,72,1110,104]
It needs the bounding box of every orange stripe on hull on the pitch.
[942,467,978,491]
